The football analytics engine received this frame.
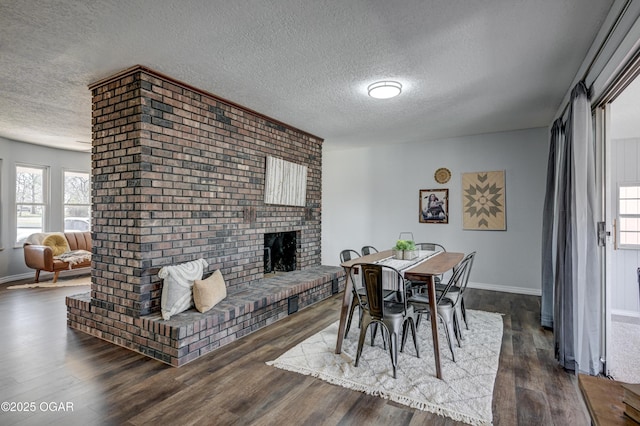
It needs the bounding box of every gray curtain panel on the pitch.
[549,81,601,375]
[554,106,574,370]
[568,82,601,375]
[541,119,564,329]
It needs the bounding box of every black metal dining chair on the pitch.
[398,232,414,242]
[352,263,419,378]
[341,249,395,338]
[361,245,379,256]
[414,242,446,253]
[437,251,476,336]
[405,254,471,362]
[340,249,361,263]
[410,243,446,292]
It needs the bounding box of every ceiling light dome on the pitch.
[368,81,402,99]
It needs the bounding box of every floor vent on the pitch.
[288,295,299,315]
[331,277,339,294]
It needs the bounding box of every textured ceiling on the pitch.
[0,0,614,152]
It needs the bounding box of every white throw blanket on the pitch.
[55,250,92,267]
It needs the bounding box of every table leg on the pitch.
[427,275,442,379]
[335,267,353,354]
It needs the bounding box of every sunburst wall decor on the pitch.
[462,170,506,230]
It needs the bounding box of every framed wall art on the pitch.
[264,156,307,207]
[419,189,449,224]
[462,170,506,230]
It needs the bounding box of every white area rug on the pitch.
[267,309,503,426]
[7,275,90,289]
[609,319,640,383]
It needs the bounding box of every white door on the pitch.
[602,74,640,382]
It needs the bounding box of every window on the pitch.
[16,165,48,244]
[63,170,91,232]
[618,183,640,247]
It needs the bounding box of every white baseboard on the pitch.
[0,269,88,285]
[0,272,34,284]
[611,309,640,319]
[467,281,542,296]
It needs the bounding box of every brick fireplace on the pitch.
[66,65,342,366]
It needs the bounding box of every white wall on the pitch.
[0,137,91,282]
[1,128,547,292]
[322,127,548,295]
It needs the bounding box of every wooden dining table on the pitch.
[337,249,464,380]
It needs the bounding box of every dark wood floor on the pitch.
[0,277,589,425]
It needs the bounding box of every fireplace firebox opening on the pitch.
[264,231,297,273]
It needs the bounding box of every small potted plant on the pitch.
[392,239,418,260]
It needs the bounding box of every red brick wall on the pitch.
[90,66,322,317]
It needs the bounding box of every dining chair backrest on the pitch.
[361,245,378,256]
[415,242,446,252]
[398,232,414,242]
[436,256,470,305]
[340,249,361,263]
[458,251,476,294]
[352,263,408,320]
[413,243,447,285]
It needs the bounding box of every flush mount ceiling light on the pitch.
[367,80,402,99]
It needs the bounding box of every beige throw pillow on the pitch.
[193,270,227,313]
[42,233,70,256]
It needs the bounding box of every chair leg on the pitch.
[389,330,398,379]
[400,317,420,358]
[357,320,398,379]
[370,323,377,346]
[355,318,372,367]
[415,312,422,330]
[414,309,430,330]
[35,270,41,283]
[371,323,387,350]
[345,299,358,337]
[452,311,462,348]
[454,310,463,346]
[438,312,457,362]
[411,318,419,358]
[454,304,465,341]
[461,298,469,330]
[53,271,60,283]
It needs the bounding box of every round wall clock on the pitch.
[434,167,451,184]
